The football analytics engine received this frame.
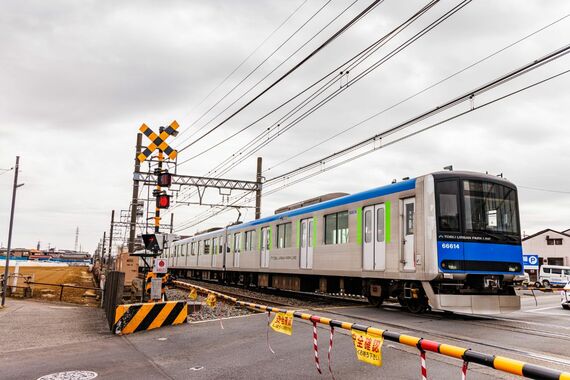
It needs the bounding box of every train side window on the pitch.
[376,208,385,242]
[234,233,241,253]
[325,211,349,244]
[204,239,211,255]
[436,180,460,233]
[277,223,292,248]
[364,210,372,243]
[245,230,256,251]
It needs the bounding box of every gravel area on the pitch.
[166,287,254,322]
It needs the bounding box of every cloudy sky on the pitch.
[1,0,569,253]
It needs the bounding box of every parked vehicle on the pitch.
[561,282,570,310]
[538,265,570,288]
[514,272,530,286]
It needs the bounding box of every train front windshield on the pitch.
[436,178,520,243]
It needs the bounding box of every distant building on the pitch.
[522,228,570,267]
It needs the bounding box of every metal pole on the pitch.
[170,213,174,234]
[102,231,106,267]
[255,157,263,220]
[2,156,22,307]
[108,210,115,270]
[128,133,142,253]
[155,127,164,233]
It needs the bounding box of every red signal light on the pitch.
[157,194,170,209]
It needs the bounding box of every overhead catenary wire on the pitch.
[174,65,570,231]
[174,0,441,180]
[170,0,439,213]
[176,0,309,141]
[185,0,462,180]
[176,0,362,150]
[174,0,332,148]
[265,43,570,185]
[177,0,385,154]
[264,13,570,173]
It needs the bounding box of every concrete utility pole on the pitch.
[108,210,115,270]
[2,156,23,307]
[128,133,142,253]
[255,157,263,220]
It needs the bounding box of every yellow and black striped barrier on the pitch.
[113,300,187,335]
[173,280,570,380]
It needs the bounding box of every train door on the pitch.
[402,198,415,271]
[212,237,218,267]
[300,218,313,269]
[362,204,386,271]
[261,227,270,268]
[233,233,241,267]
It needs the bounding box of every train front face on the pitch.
[428,171,523,314]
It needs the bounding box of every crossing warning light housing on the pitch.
[142,234,162,252]
[158,172,172,187]
[157,193,170,209]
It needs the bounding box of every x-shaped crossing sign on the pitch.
[137,121,179,163]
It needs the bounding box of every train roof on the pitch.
[177,170,518,241]
[229,177,417,232]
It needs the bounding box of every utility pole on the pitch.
[102,231,106,267]
[128,133,142,253]
[255,157,263,220]
[2,156,23,307]
[108,210,115,270]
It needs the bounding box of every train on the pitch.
[161,170,523,314]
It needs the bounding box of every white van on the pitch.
[538,265,570,287]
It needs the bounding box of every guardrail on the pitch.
[0,273,101,301]
[174,280,570,380]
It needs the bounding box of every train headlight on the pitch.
[447,262,458,270]
[508,264,521,272]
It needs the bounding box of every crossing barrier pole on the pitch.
[173,280,570,380]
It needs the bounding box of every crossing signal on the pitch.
[158,172,172,187]
[142,234,162,252]
[157,193,170,209]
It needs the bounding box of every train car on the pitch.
[163,170,523,314]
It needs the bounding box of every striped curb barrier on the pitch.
[113,300,187,335]
[173,280,570,380]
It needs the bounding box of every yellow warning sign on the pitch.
[270,311,294,335]
[351,329,383,367]
[205,293,217,308]
[188,289,198,300]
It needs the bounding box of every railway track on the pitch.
[173,278,366,308]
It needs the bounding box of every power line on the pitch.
[175,0,440,174]
[176,0,361,150]
[177,0,309,141]
[171,0,406,208]
[518,185,570,194]
[264,13,570,173]
[265,44,570,185]
[189,0,462,179]
[174,0,329,148]
[177,0,385,154]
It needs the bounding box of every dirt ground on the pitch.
[0,265,99,306]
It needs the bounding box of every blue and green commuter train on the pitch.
[163,170,523,314]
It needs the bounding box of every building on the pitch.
[522,228,570,267]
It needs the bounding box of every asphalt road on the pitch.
[0,295,567,380]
